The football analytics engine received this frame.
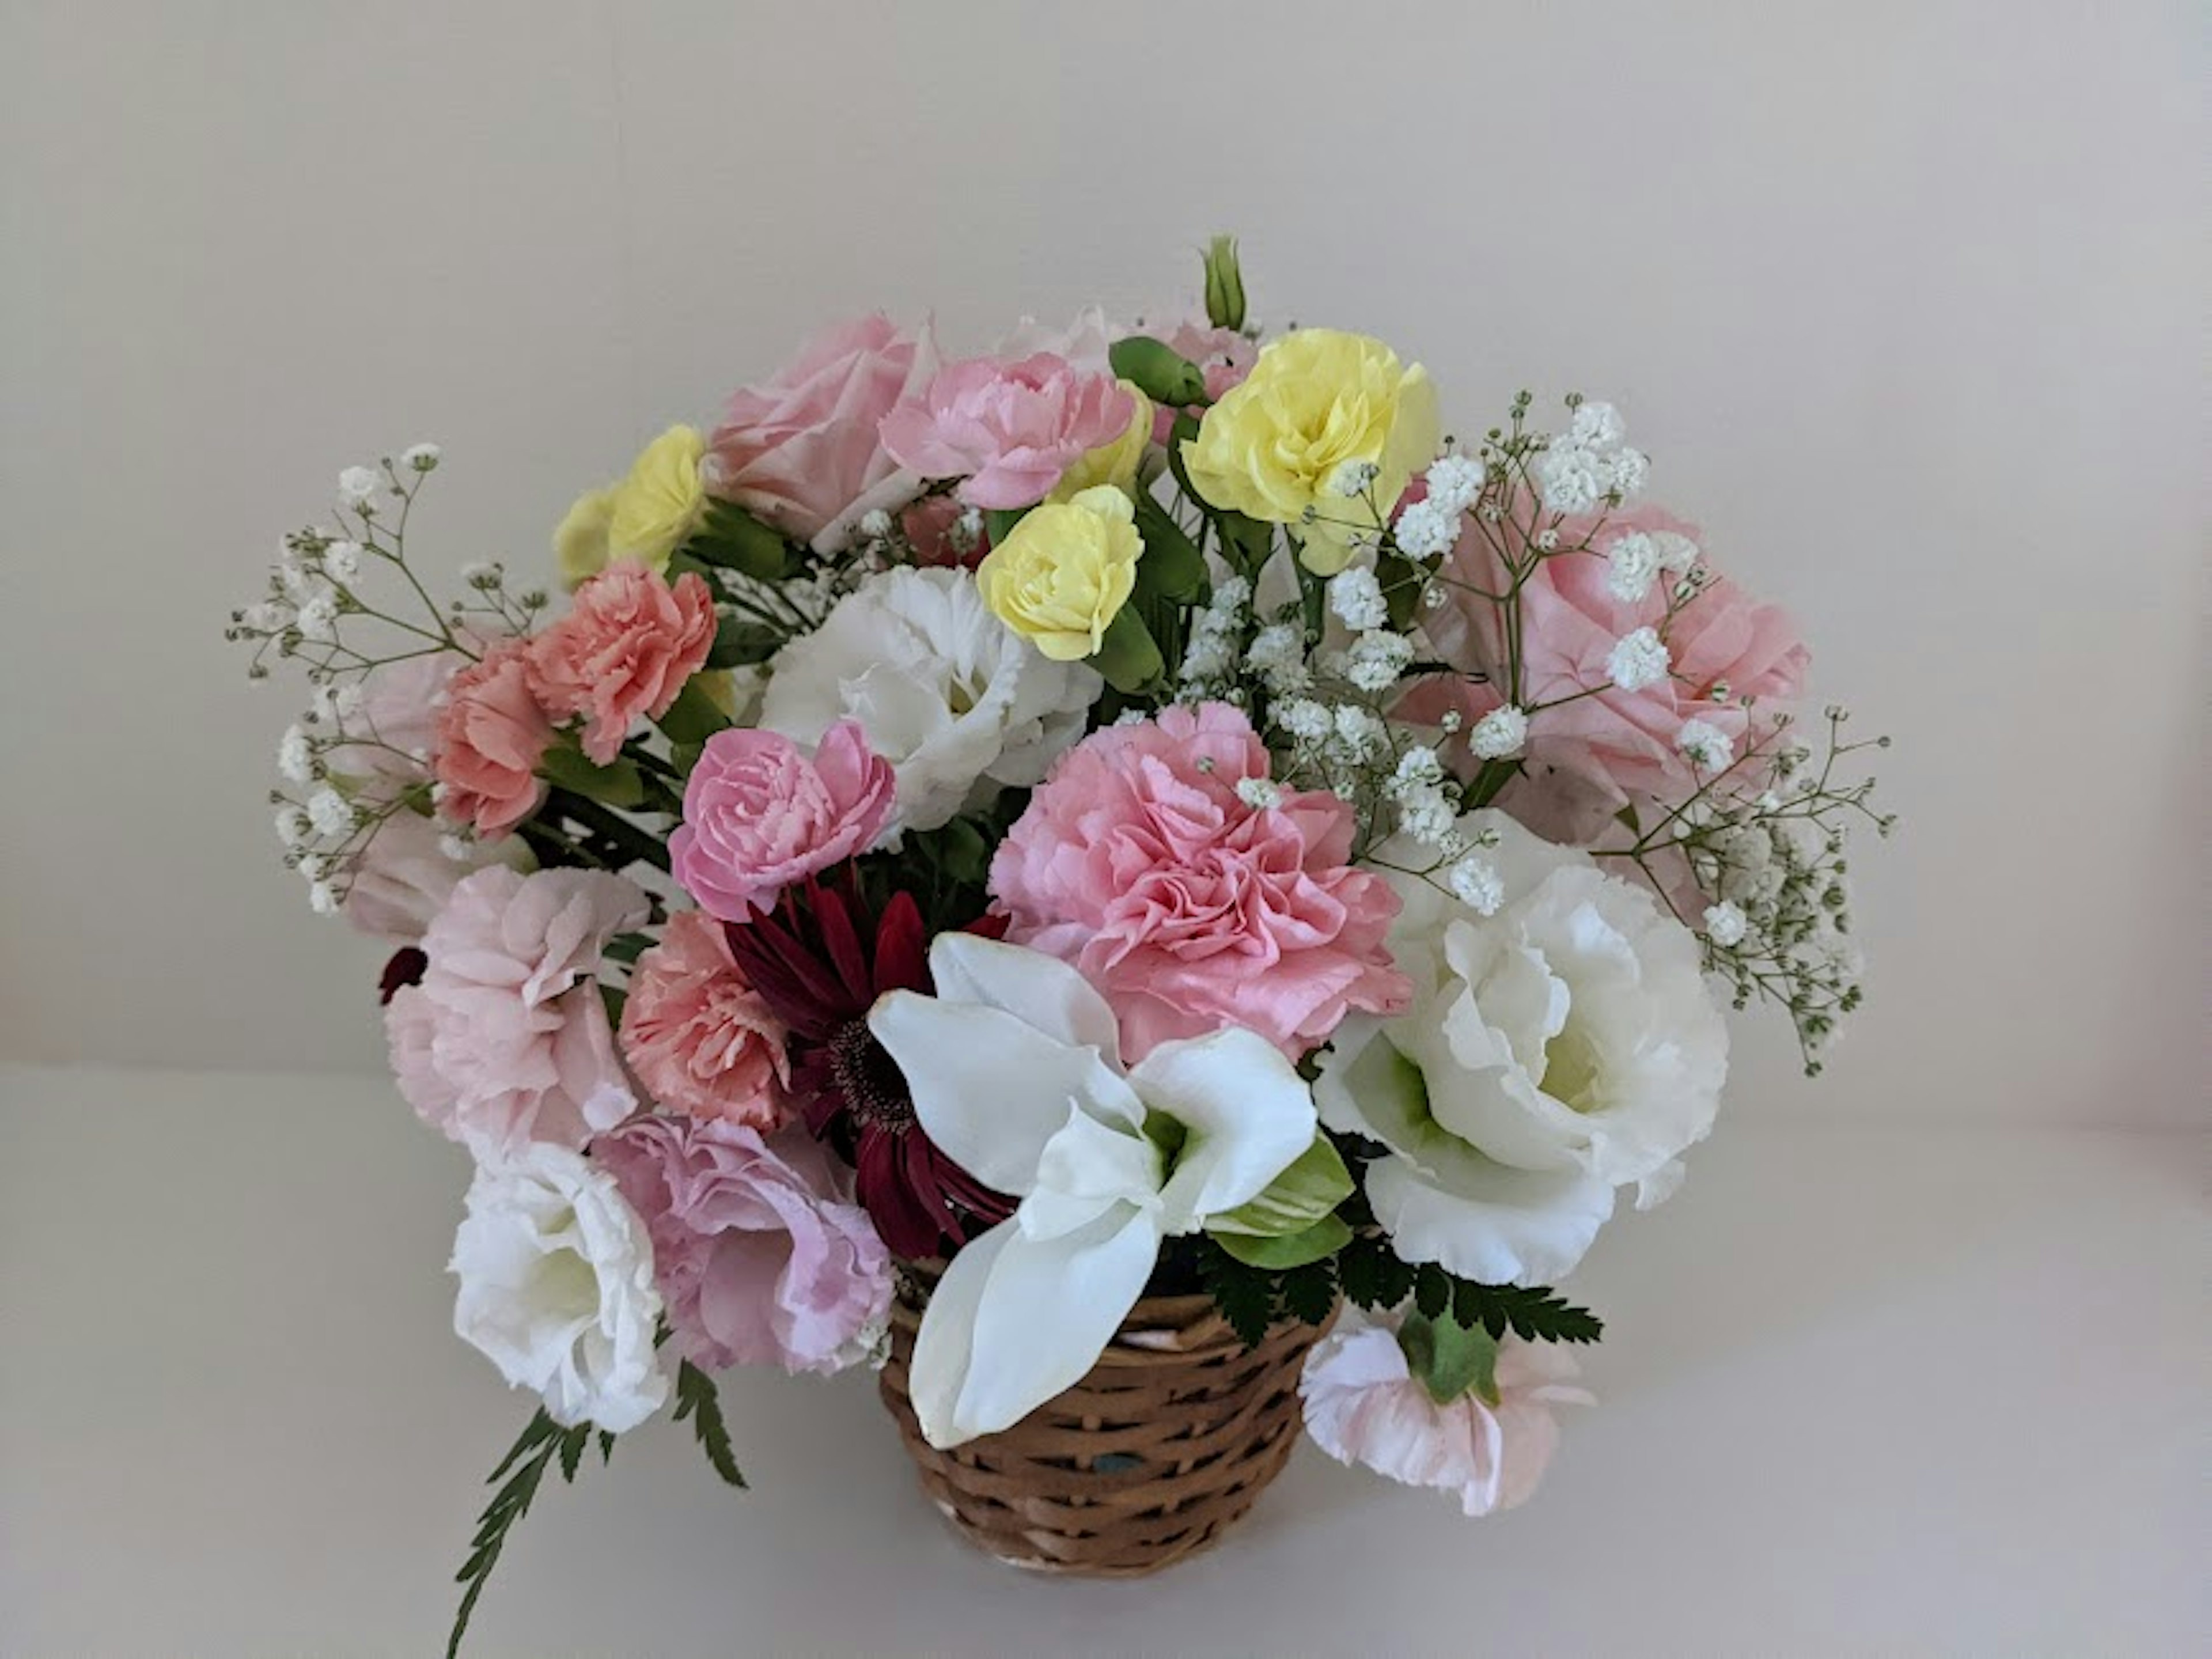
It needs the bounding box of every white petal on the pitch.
[913,1205,1162,1448]
[1366,1153,1613,1286]
[925,933,1122,1062]
[869,992,1140,1195]
[1132,1029,1318,1226]
[1020,1102,1164,1241]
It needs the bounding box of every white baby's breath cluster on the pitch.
[1532,399,1649,516]
[1599,706,1893,1073]
[225,448,512,917]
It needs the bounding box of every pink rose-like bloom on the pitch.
[878,353,1136,512]
[385,866,648,1154]
[433,639,554,836]
[671,720,895,922]
[1146,319,1256,443]
[1300,1310,1594,1517]
[528,563,717,764]
[990,702,1409,1062]
[619,910,790,1130]
[1419,505,1810,842]
[705,315,939,554]
[593,1114,891,1375]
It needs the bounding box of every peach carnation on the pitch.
[433,638,554,836]
[619,910,790,1130]
[529,563,717,764]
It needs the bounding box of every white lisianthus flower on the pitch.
[759,566,1099,835]
[1316,811,1728,1285]
[869,934,1318,1449]
[449,1141,671,1433]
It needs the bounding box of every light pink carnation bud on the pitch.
[1300,1309,1593,1517]
[432,638,554,836]
[705,315,940,554]
[593,1115,892,1376]
[619,910,790,1130]
[670,720,895,921]
[528,563,717,764]
[878,353,1135,511]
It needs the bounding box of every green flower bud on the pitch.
[1203,233,1247,331]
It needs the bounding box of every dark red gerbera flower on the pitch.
[722,873,1013,1259]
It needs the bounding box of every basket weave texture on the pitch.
[878,1269,1335,1577]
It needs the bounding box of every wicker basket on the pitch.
[877,1268,1334,1577]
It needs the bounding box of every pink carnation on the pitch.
[343,806,530,944]
[334,648,463,801]
[705,315,939,554]
[433,638,554,836]
[878,353,1135,511]
[1300,1309,1593,1518]
[385,866,648,1154]
[619,910,790,1130]
[1419,505,1810,842]
[1147,319,1256,442]
[671,720,895,922]
[592,1114,891,1376]
[529,563,717,764]
[989,702,1408,1061]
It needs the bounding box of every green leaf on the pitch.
[556,1424,589,1484]
[1108,335,1209,407]
[1206,1134,1355,1237]
[1414,1261,1450,1320]
[1215,509,1275,579]
[656,677,732,747]
[1334,1230,1416,1311]
[1279,1258,1339,1326]
[706,613,782,669]
[1196,1241,1277,1349]
[1397,1310,1501,1406]
[1463,756,1522,812]
[1377,548,1427,631]
[1449,1279,1604,1346]
[1202,233,1247,332]
[1166,412,1205,503]
[929,817,990,888]
[683,500,790,582]
[673,1361,748,1488]
[537,744,646,810]
[1130,490,1209,603]
[983,506,1028,548]
[1088,601,1164,694]
[449,1408,599,1659]
[1214,1213,1352,1270]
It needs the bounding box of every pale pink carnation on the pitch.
[433,639,554,836]
[671,720,895,922]
[878,353,1136,511]
[1146,319,1256,442]
[704,315,940,554]
[1418,505,1810,843]
[385,866,648,1154]
[593,1115,891,1376]
[528,563,717,764]
[1300,1309,1593,1517]
[619,910,790,1130]
[332,648,463,800]
[990,702,1408,1061]
[343,807,531,944]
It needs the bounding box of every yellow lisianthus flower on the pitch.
[1048,381,1154,502]
[1179,329,1440,574]
[976,485,1142,661]
[552,425,709,589]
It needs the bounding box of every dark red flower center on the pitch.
[825,1017,915,1131]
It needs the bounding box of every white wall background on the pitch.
[2,0,2204,1126]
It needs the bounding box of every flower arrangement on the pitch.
[226,238,1891,1651]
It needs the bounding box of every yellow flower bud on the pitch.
[1048,382,1154,503]
[976,486,1142,661]
[1179,329,1440,574]
[605,425,708,570]
[552,487,617,590]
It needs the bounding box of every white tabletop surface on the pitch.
[2,1062,2203,1656]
